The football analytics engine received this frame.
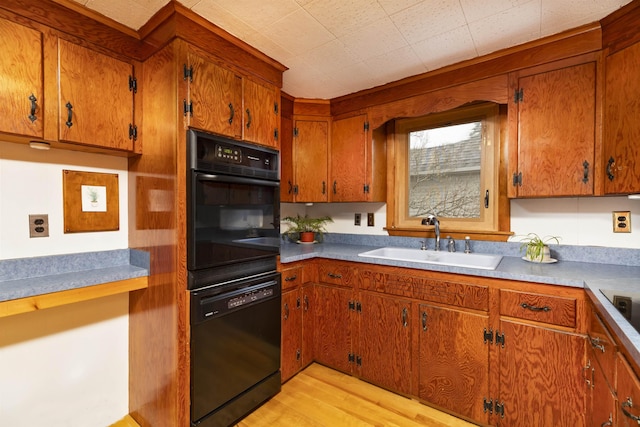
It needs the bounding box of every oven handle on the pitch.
[196,173,279,188]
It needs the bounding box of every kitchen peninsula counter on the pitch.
[280,238,640,370]
[0,249,149,317]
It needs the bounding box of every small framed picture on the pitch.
[63,170,119,233]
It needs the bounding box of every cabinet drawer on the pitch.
[500,289,576,328]
[317,262,354,287]
[588,309,617,384]
[281,266,303,291]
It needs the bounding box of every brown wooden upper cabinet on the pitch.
[185,46,279,149]
[243,77,279,149]
[0,19,44,139]
[58,39,136,151]
[288,117,330,202]
[186,47,243,139]
[604,41,640,194]
[508,58,597,198]
[330,113,385,202]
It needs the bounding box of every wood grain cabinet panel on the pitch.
[317,261,355,288]
[291,118,329,202]
[330,113,386,202]
[58,39,135,151]
[281,288,302,382]
[0,18,44,139]
[311,283,353,374]
[604,41,640,194]
[357,292,412,394]
[418,303,490,424]
[187,48,242,139]
[617,353,640,427]
[508,60,597,197]
[587,346,616,427]
[497,320,587,427]
[500,289,577,328]
[243,77,279,148]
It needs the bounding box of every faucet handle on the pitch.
[420,241,427,250]
[464,236,471,254]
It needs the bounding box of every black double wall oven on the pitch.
[187,129,281,427]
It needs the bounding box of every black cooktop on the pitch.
[601,289,640,333]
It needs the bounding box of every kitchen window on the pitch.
[387,102,509,238]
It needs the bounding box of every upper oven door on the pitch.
[188,172,280,271]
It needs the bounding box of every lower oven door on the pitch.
[190,273,281,426]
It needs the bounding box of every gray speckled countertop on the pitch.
[0,249,149,303]
[280,235,640,368]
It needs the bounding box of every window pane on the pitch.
[408,121,482,218]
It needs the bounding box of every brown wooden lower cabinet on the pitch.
[497,320,587,426]
[588,349,616,427]
[617,353,640,427]
[358,291,412,394]
[281,288,303,382]
[280,259,593,427]
[418,303,490,424]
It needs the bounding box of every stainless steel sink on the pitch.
[358,247,503,270]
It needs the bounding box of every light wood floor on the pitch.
[237,364,477,427]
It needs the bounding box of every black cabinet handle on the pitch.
[333,180,337,194]
[284,302,289,320]
[228,103,234,124]
[303,295,309,312]
[521,302,551,312]
[288,180,293,194]
[484,189,489,208]
[590,337,605,353]
[327,273,342,279]
[65,102,73,128]
[28,94,37,123]
[322,181,326,195]
[583,160,590,183]
[606,157,615,181]
[402,307,408,327]
[246,108,252,128]
[421,311,428,331]
[622,397,640,423]
[284,275,297,282]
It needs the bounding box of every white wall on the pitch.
[0,141,130,426]
[290,196,640,249]
[0,142,129,260]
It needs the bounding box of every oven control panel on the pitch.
[228,287,274,309]
[215,145,242,163]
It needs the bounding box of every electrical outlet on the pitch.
[367,213,374,227]
[29,214,49,238]
[354,213,361,226]
[613,295,632,320]
[613,211,631,233]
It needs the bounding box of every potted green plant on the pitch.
[282,214,333,243]
[519,233,560,263]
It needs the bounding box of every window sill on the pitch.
[385,227,513,242]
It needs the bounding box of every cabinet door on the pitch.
[418,303,490,424]
[358,292,412,394]
[587,352,616,427]
[604,42,640,194]
[331,114,367,201]
[280,110,294,202]
[511,62,596,197]
[498,320,587,427]
[617,353,640,427]
[244,78,278,148]
[281,289,302,382]
[59,39,134,151]
[311,284,352,373]
[293,119,329,202]
[188,50,242,138]
[0,19,43,138]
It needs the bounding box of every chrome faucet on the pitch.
[421,214,440,251]
[447,236,456,252]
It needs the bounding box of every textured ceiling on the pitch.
[70,0,632,99]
